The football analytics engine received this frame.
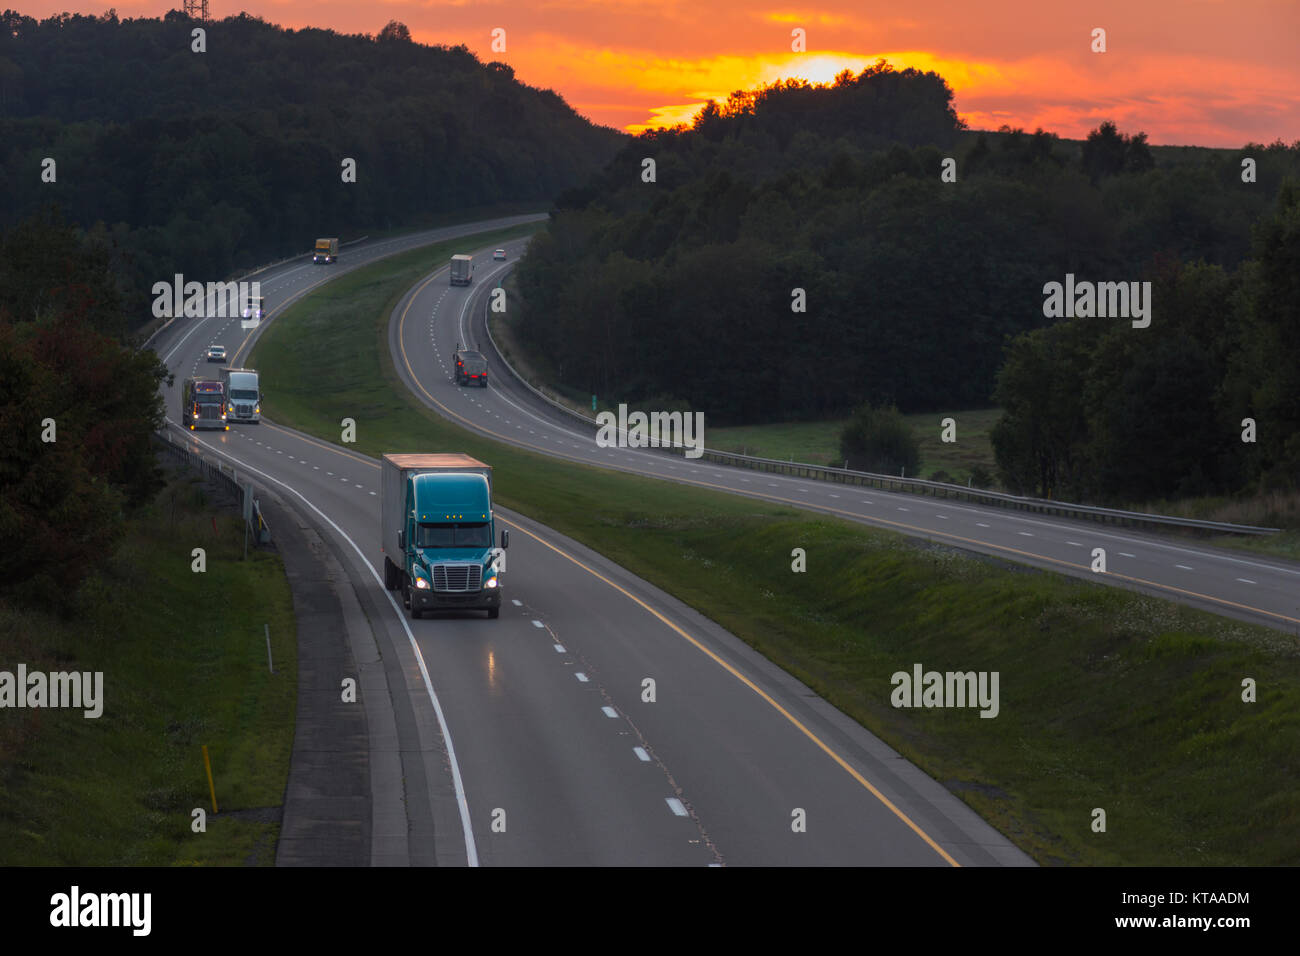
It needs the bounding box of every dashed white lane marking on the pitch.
[355,483,363,488]
[1018,531,1033,537]
[1237,578,1256,584]
[829,494,840,498]
[531,619,544,628]
[575,673,589,682]
[1067,540,1082,546]
[511,599,523,606]
[665,798,688,817]
[935,514,948,519]
[368,491,376,496]
[862,500,873,505]
[898,507,909,512]
[976,522,990,528]
[1176,564,1194,570]
[601,706,618,718]
[1119,552,1135,558]
[553,644,566,653]
[633,747,650,762]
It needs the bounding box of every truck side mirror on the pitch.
[397,530,405,550]
[500,529,509,549]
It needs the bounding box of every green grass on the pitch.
[705,408,1002,484]
[249,237,1300,866]
[0,471,297,865]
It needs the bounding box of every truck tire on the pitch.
[403,577,422,620]
[487,607,499,619]
[383,557,399,591]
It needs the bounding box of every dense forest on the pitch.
[990,181,1300,500]
[0,9,626,328]
[0,209,169,606]
[514,61,1300,499]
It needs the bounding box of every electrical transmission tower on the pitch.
[183,0,209,21]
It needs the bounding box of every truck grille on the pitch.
[432,564,482,592]
[198,405,223,420]
[235,404,254,418]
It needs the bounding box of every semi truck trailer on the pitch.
[449,254,473,286]
[381,454,508,619]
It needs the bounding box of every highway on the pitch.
[150,217,1033,866]
[391,253,1300,636]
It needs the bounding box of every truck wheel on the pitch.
[487,607,499,619]
[404,578,422,619]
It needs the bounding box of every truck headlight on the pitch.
[414,575,430,589]
[485,576,498,589]
[254,406,260,414]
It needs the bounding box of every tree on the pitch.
[840,404,920,476]
[377,20,411,43]
[990,322,1095,498]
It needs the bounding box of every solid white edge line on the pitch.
[166,422,480,866]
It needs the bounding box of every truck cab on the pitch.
[219,367,261,424]
[182,378,228,431]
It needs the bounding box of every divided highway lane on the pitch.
[149,224,1031,865]
[390,258,1300,635]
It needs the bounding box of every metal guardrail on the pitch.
[153,430,272,546]
[481,305,1280,538]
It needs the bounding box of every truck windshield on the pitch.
[416,523,490,548]
[229,388,258,400]
[195,393,223,405]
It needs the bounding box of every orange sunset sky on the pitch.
[17,0,1300,147]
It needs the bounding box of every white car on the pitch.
[206,345,227,363]
[242,297,266,320]
[492,249,507,260]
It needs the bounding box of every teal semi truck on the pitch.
[381,454,508,620]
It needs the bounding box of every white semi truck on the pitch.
[219,367,261,424]
[449,254,474,287]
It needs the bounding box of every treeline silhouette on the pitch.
[0,10,626,328]
[514,64,1300,450]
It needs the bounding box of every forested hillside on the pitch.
[514,62,1300,440]
[0,10,626,327]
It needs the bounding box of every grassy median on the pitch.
[250,232,1300,866]
[0,469,297,865]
